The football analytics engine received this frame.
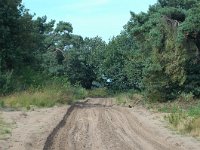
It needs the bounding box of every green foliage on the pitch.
[158,0,198,10]
[179,92,194,102]
[124,0,200,101]
[1,0,200,105]
[188,104,200,117]
[0,101,4,108]
[0,70,14,94]
[65,37,106,89]
[101,32,142,91]
[65,50,96,89]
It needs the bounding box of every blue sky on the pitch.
[22,0,157,41]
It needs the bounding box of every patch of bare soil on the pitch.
[44,98,200,150]
[0,106,69,150]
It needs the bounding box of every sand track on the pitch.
[44,98,200,150]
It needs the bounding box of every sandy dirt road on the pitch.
[44,98,200,150]
[0,106,69,150]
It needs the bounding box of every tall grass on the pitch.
[145,92,200,137]
[87,88,109,98]
[0,116,11,139]
[162,95,200,137]
[165,111,200,137]
[115,91,143,106]
[0,80,88,109]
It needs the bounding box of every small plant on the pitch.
[166,111,187,128]
[165,110,200,137]
[87,88,109,98]
[115,92,143,106]
[0,100,4,108]
[73,86,88,100]
[179,92,194,102]
[188,104,200,117]
[188,117,200,137]
[116,93,129,105]
[0,116,11,139]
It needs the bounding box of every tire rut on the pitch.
[43,98,182,150]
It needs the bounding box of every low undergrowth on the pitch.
[115,91,143,107]
[165,110,200,137]
[0,80,88,110]
[154,93,200,138]
[87,88,109,98]
[0,115,11,139]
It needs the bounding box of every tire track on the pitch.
[43,98,182,150]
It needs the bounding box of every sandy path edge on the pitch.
[0,106,69,150]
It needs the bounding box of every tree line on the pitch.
[0,0,200,102]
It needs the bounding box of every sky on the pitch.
[22,0,157,42]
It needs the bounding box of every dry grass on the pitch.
[144,93,200,138]
[116,92,143,107]
[0,85,88,109]
[189,118,200,137]
[0,115,11,139]
[87,88,109,98]
[158,97,200,138]
[165,113,200,137]
[3,91,58,109]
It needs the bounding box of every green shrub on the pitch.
[73,86,88,99]
[87,88,109,98]
[179,92,194,102]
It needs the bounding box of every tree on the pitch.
[124,0,200,101]
[178,6,200,97]
[65,37,106,89]
[100,32,143,91]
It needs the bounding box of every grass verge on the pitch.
[152,96,200,138]
[87,88,109,98]
[115,91,143,107]
[0,83,88,110]
[0,115,11,140]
